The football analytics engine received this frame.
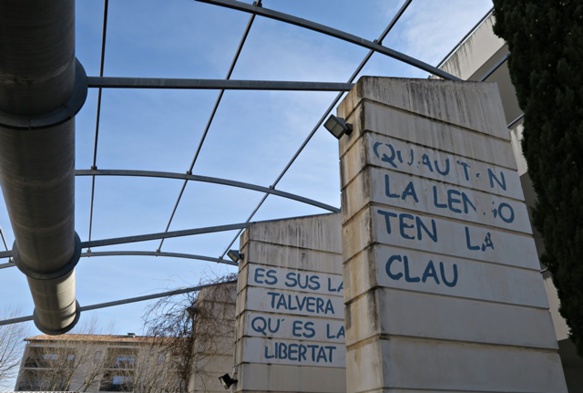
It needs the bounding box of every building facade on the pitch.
[438,10,583,392]
[188,281,237,393]
[15,333,179,392]
[13,282,237,393]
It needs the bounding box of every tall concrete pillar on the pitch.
[339,77,567,393]
[234,213,345,393]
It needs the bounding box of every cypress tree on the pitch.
[492,1,583,354]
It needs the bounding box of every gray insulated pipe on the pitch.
[0,1,87,334]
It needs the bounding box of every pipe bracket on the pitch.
[33,300,81,335]
[13,232,82,280]
[0,59,88,130]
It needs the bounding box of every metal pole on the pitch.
[75,169,339,212]
[0,281,236,326]
[87,77,354,91]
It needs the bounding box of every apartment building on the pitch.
[13,281,237,393]
[15,333,179,392]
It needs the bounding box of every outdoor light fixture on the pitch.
[185,306,196,318]
[324,114,352,139]
[218,373,238,389]
[227,249,243,263]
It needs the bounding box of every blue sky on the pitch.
[0,0,493,343]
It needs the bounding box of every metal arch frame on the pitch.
[0,4,342,287]
[0,222,250,261]
[75,169,339,213]
[0,250,237,270]
[84,222,249,249]
[79,0,418,263]
[0,1,482,329]
[81,251,237,266]
[88,0,110,247]
[195,0,460,81]
[1,221,250,273]
[218,0,415,257]
[0,0,498,331]
[0,281,236,326]
[157,11,258,252]
[3,166,340,263]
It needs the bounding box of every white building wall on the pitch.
[190,282,237,393]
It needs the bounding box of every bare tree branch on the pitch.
[0,309,28,389]
[142,274,237,392]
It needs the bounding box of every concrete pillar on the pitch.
[235,213,345,393]
[339,77,567,393]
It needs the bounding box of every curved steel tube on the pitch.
[0,281,236,327]
[0,0,83,334]
[196,0,460,81]
[75,169,340,213]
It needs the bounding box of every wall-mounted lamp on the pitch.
[227,249,243,263]
[324,115,352,139]
[185,306,196,318]
[218,373,238,389]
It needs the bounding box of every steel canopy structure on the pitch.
[0,0,494,333]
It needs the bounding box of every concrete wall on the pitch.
[338,76,567,393]
[440,14,504,82]
[439,14,522,149]
[235,213,345,393]
[190,282,237,393]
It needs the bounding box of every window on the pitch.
[113,375,132,385]
[100,372,134,392]
[114,354,136,369]
[100,348,138,391]
[24,348,59,368]
[106,348,138,369]
[43,353,58,361]
[17,370,69,391]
